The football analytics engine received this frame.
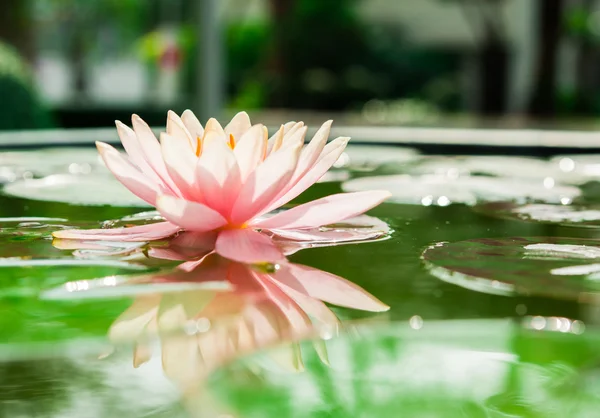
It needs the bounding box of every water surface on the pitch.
[1,145,599,417]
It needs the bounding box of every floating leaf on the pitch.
[316,170,350,183]
[407,156,587,185]
[476,202,600,228]
[0,147,103,181]
[334,145,420,171]
[343,175,580,206]
[550,155,600,183]
[4,174,150,207]
[422,236,600,301]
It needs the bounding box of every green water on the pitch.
[0,147,600,417]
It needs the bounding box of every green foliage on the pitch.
[225,0,461,111]
[566,7,590,37]
[0,42,52,130]
[225,20,271,100]
[38,0,149,32]
[37,0,151,54]
[138,25,195,63]
[230,80,269,110]
[0,42,31,87]
[98,0,152,48]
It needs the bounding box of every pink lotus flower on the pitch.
[53,111,390,263]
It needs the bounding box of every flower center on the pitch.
[195,134,236,156]
[221,222,248,230]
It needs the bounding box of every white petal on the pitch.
[96,141,160,205]
[225,111,252,140]
[166,110,195,149]
[233,124,267,182]
[160,133,197,195]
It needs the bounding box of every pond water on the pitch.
[1,144,600,417]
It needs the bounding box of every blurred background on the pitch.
[0,0,599,131]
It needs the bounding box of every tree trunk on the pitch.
[267,0,296,107]
[0,0,33,61]
[455,0,510,115]
[269,0,296,18]
[573,0,595,114]
[479,40,509,115]
[69,17,89,99]
[527,0,564,117]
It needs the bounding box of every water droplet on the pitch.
[319,329,334,340]
[253,262,280,273]
[546,316,560,331]
[196,317,211,333]
[120,211,163,222]
[571,320,585,334]
[437,196,451,206]
[68,163,79,174]
[531,316,546,330]
[559,157,575,172]
[543,177,555,189]
[558,317,572,333]
[409,315,423,330]
[184,320,198,335]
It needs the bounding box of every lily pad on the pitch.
[316,170,351,183]
[476,202,600,228]
[406,156,587,184]
[342,175,580,206]
[422,236,600,301]
[3,174,149,207]
[333,145,420,171]
[550,155,600,183]
[0,147,103,181]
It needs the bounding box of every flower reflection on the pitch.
[118,255,387,390]
[50,251,388,391]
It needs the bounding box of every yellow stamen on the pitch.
[228,134,236,149]
[195,136,202,157]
